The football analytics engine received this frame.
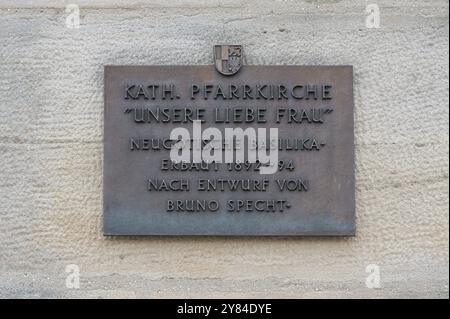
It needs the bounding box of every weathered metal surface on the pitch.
[103,65,355,235]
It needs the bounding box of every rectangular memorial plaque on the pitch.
[104,64,355,235]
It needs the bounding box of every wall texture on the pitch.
[0,0,448,298]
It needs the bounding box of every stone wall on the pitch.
[0,0,448,298]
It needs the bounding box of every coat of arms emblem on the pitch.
[214,45,243,76]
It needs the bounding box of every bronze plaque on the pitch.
[104,65,355,235]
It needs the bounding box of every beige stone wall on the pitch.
[0,0,448,298]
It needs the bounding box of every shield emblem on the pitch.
[214,45,243,76]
